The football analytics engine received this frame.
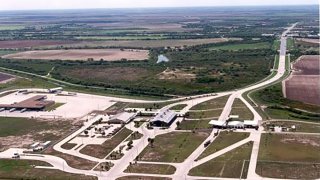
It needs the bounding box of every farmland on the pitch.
[284,55,320,105]
[2,49,149,61]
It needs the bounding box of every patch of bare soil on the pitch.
[158,68,196,80]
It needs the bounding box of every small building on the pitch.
[244,120,259,128]
[227,121,244,128]
[108,112,136,124]
[209,120,226,128]
[228,115,239,119]
[150,108,177,127]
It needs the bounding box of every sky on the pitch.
[0,0,318,10]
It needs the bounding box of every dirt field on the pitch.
[0,40,77,49]
[0,72,14,84]
[284,55,320,105]
[2,49,149,61]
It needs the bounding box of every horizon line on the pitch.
[0,4,318,12]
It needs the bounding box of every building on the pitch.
[150,108,177,127]
[210,120,258,129]
[108,112,136,124]
[0,95,54,111]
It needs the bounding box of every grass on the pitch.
[0,117,72,138]
[124,163,176,174]
[187,109,222,119]
[209,42,270,51]
[80,127,132,159]
[177,120,211,130]
[197,131,250,160]
[0,25,25,31]
[190,95,230,110]
[44,102,65,111]
[170,104,187,111]
[138,131,209,163]
[258,133,320,162]
[189,141,253,178]
[0,50,18,56]
[273,55,279,69]
[230,98,253,120]
[257,133,320,179]
[272,39,280,51]
[0,159,97,180]
[44,147,98,170]
[117,176,171,180]
[75,35,166,40]
[61,143,77,150]
[286,38,295,51]
[264,121,320,133]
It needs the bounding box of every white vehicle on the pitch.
[20,108,27,113]
[0,108,5,112]
[9,108,16,112]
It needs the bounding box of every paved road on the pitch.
[0,23,302,180]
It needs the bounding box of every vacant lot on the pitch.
[257,133,320,179]
[284,55,320,105]
[3,49,149,61]
[189,141,253,178]
[125,163,176,174]
[0,159,97,180]
[138,131,209,162]
[0,117,73,151]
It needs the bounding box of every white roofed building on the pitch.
[108,112,136,124]
[150,108,177,127]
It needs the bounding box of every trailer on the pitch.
[9,108,16,112]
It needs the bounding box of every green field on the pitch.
[138,131,209,162]
[190,95,230,110]
[187,109,222,119]
[209,42,270,51]
[75,35,166,40]
[0,159,97,180]
[264,121,320,133]
[0,25,25,31]
[197,131,250,160]
[125,163,176,174]
[230,98,253,120]
[80,128,132,159]
[257,133,320,179]
[177,120,211,130]
[189,141,253,178]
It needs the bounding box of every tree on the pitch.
[84,130,88,136]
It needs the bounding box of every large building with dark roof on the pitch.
[0,95,54,111]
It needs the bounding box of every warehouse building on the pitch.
[108,112,136,124]
[150,108,177,127]
[0,95,54,111]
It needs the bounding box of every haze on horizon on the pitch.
[0,0,318,11]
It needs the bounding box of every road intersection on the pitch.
[1,23,314,180]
